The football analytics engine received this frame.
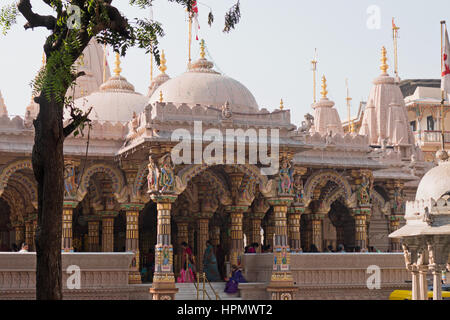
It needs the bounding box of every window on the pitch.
[427,116,435,131]
[410,121,416,132]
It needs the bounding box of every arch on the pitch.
[77,163,126,202]
[176,163,269,195]
[322,187,347,213]
[8,174,37,209]
[0,159,33,197]
[304,170,352,206]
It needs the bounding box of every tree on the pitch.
[0,0,241,300]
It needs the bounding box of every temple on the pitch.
[0,38,443,300]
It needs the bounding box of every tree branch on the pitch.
[17,0,56,30]
[63,106,93,138]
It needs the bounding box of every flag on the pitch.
[442,23,450,100]
[191,0,200,41]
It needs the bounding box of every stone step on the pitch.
[175,282,241,300]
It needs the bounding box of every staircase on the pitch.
[175,282,241,300]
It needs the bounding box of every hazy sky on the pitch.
[0,0,449,126]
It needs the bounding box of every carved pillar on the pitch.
[411,265,420,300]
[418,264,429,300]
[265,212,275,250]
[100,212,117,252]
[248,213,264,252]
[288,206,303,252]
[25,219,33,251]
[227,206,247,267]
[121,203,144,284]
[31,218,37,251]
[62,201,77,252]
[266,197,297,300]
[431,264,444,300]
[196,216,210,272]
[87,217,100,252]
[14,223,25,247]
[188,223,195,252]
[352,208,371,250]
[149,194,178,300]
[389,217,402,252]
[310,213,324,252]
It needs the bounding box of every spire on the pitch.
[346,78,352,132]
[279,98,284,110]
[320,75,328,99]
[159,90,163,102]
[0,90,8,117]
[159,50,167,74]
[42,52,46,66]
[380,46,389,75]
[114,52,122,76]
[200,39,206,59]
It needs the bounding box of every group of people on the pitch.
[177,240,247,294]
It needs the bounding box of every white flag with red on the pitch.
[191,1,200,41]
[442,24,450,100]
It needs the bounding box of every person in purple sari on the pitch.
[224,265,247,294]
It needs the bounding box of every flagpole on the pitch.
[311,49,318,104]
[441,21,446,149]
[188,14,192,66]
[103,44,107,83]
[392,18,400,79]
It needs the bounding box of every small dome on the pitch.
[149,55,259,113]
[70,54,149,123]
[415,158,450,201]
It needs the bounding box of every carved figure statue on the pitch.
[278,157,293,194]
[402,244,411,267]
[293,174,304,203]
[300,113,314,132]
[147,155,159,192]
[222,101,232,119]
[428,243,435,265]
[159,154,175,193]
[423,207,433,226]
[64,163,76,197]
[357,174,371,205]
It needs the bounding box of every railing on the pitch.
[194,272,220,300]
[414,130,450,143]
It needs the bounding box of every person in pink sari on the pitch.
[177,242,196,283]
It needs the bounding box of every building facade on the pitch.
[0,40,431,299]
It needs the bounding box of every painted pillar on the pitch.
[227,206,247,267]
[266,197,297,300]
[14,224,25,247]
[352,207,371,250]
[265,212,275,251]
[196,216,210,272]
[100,212,117,252]
[62,201,77,252]
[249,213,264,252]
[288,206,302,252]
[149,194,178,300]
[122,203,144,284]
[211,225,221,247]
[25,219,33,251]
[311,213,324,252]
[87,217,100,252]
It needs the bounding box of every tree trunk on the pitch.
[32,94,65,300]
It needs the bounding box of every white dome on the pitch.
[415,160,450,201]
[70,75,149,123]
[149,57,259,113]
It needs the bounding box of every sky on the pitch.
[0,0,450,126]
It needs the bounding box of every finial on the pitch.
[280,98,284,110]
[200,39,206,59]
[380,46,389,74]
[42,52,46,66]
[159,50,167,74]
[114,52,122,77]
[159,90,163,103]
[320,75,328,99]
